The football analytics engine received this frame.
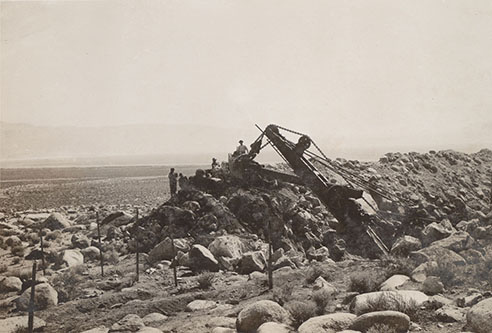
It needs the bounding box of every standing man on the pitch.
[168,168,178,196]
[236,140,249,155]
[211,158,219,169]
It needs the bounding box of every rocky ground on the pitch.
[0,149,491,333]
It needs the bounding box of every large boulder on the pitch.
[298,313,356,333]
[208,235,251,260]
[466,298,492,333]
[110,314,145,332]
[379,275,410,291]
[0,276,22,292]
[273,256,297,270]
[312,276,337,295]
[472,226,492,239]
[429,231,474,252]
[16,282,58,311]
[421,221,454,246]
[350,291,428,315]
[182,200,200,212]
[71,233,91,249]
[61,249,84,267]
[257,322,293,333]
[390,236,422,257]
[458,293,483,308]
[43,213,71,230]
[155,205,195,226]
[137,328,163,333]
[435,305,466,322]
[81,246,101,261]
[188,244,219,272]
[5,235,22,247]
[410,261,433,282]
[142,313,168,327]
[148,237,190,263]
[306,246,330,261]
[237,251,266,274]
[185,300,217,312]
[421,276,444,295]
[236,300,290,332]
[0,315,47,333]
[460,249,485,264]
[102,211,134,227]
[456,219,480,233]
[410,245,466,266]
[81,327,109,333]
[212,328,236,333]
[227,190,270,229]
[349,311,410,332]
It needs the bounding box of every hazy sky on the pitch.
[1,0,491,156]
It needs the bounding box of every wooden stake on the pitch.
[135,208,139,282]
[39,230,46,276]
[267,219,273,290]
[28,261,37,333]
[171,236,178,287]
[96,212,104,277]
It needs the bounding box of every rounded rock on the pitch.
[298,313,356,333]
[236,300,290,332]
[349,310,410,332]
[257,322,294,333]
[142,313,168,327]
[0,276,22,292]
[467,298,492,333]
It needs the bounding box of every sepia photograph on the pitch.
[1,1,491,332]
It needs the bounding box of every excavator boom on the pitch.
[233,124,390,257]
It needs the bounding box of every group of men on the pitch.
[167,139,249,196]
[167,168,178,196]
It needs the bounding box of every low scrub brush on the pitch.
[197,272,215,289]
[305,264,334,284]
[284,300,316,328]
[380,254,417,277]
[51,265,87,302]
[272,281,295,306]
[311,288,332,315]
[425,261,460,288]
[348,271,385,293]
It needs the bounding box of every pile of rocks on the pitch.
[318,149,491,225]
[130,183,343,271]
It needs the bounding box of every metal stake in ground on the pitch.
[28,260,37,333]
[135,208,140,282]
[39,229,46,276]
[267,218,273,290]
[171,236,178,287]
[261,194,275,290]
[96,212,104,277]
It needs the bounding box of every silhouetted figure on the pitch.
[235,140,248,155]
[211,158,219,169]
[168,168,178,196]
[178,173,189,190]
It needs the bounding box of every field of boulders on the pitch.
[0,148,491,333]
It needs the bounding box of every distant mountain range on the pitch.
[0,122,262,167]
[2,121,490,168]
